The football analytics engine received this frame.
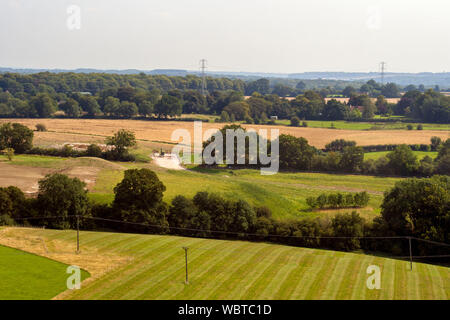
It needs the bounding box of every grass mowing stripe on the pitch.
[379,258,395,300]
[393,259,408,299]
[364,257,383,300]
[96,234,143,253]
[335,254,370,300]
[132,240,227,299]
[242,248,293,299]
[187,242,259,300]
[405,261,419,299]
[174,242,249,300]
[321,257,352,300]
[99,238,206,299]
[437,266,450,300]
[212,245,280,300]
[293,252,331,299]
[255,250,301,300]
[274,250,316,299]
[68,236,185,300]
[417,263,434,299]
[303,252,341,300]
[348,255,375,300]
[157,240,243,299]
[206,244,276,300]
[426,264,447,300]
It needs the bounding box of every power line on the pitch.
[380,61,386,85]
[10,215,450,247]
[199,59,207,96]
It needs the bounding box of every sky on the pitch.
[0,0,449,73]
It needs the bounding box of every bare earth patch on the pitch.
[0,157,123,195]
[0,163,48,194]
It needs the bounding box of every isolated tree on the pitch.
[290,116,300,127]
[113,169,168,231]
[105,129,136,156]
[37,174,88,229]
[0,122,34,153]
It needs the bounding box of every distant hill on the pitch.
[1,67,449,86]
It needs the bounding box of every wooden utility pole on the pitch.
[408,237,413,271]
[76,215,80,254]
[182,247,189,284]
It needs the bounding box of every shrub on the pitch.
[86,144,103,158]
[417,124,423,130]
[290,116,300,127]
[302,121,308,127]
[36,123,47,132]
[406,124,413,130]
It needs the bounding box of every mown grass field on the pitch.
[364,151,438,161]
[273,119,450,131]
[0,244,89,300]
[0,228,448,300]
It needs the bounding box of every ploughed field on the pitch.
[0,228,448,300]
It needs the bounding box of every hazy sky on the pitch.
[1,0,449,73]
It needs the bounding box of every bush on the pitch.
[36,123,47,132]
[302,121,308,127]
[86,144,103,158]
[407,124,413,130]
[306,192,370,209]
[290,116,300,127]
[417,124,423,130]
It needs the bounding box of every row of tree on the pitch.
[306,192,370,209]
[1,72,448,123]
[201,125,450,177]
[1,169,448,255]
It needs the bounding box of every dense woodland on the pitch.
[0,72,448,123]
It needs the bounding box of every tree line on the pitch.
[202,125,450,177]
[1,168,448,256]
[0,72,448,123]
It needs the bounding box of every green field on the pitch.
[0,244,89,299]
[273,119,450,131]
[2,228,448,300]
[91,165,401,219]
[364,151,438,161]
